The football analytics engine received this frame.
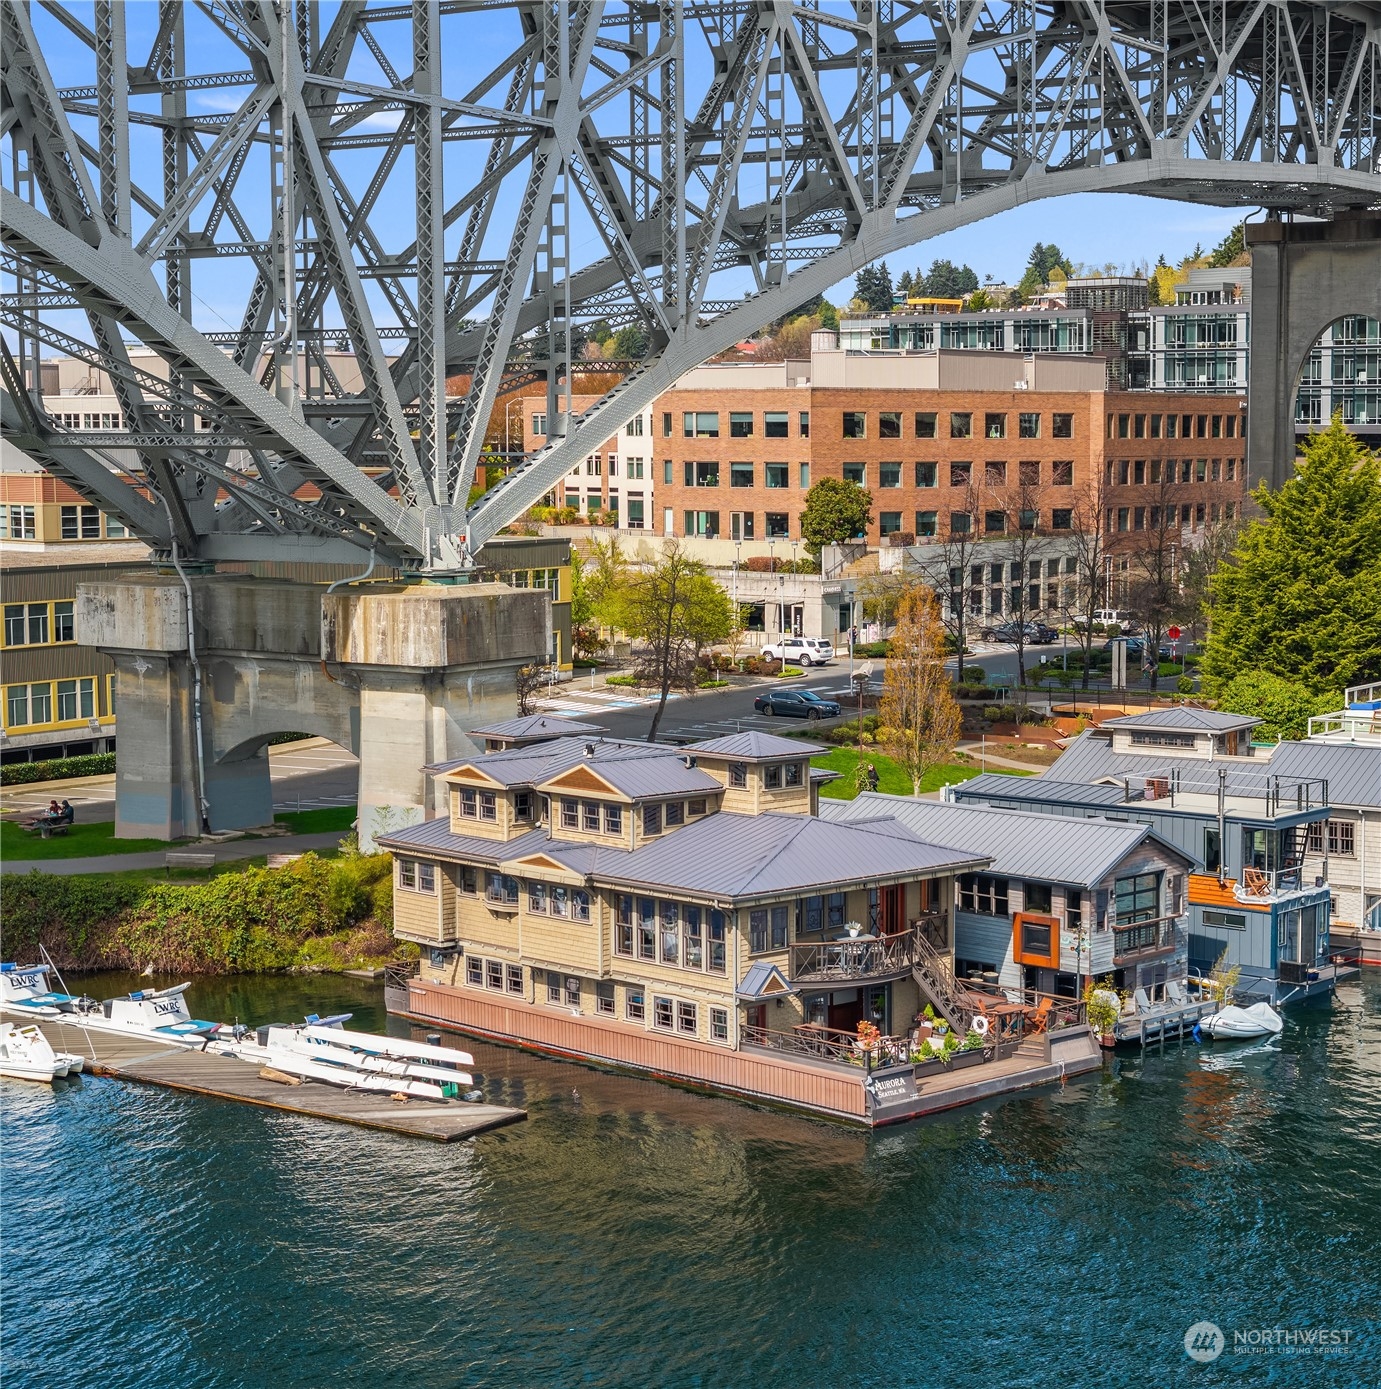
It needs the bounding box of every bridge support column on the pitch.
[1246,213,1381,491]
[77,577,550,844]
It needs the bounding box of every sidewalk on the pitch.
[953,741,1052,773]
[0,830,348,877]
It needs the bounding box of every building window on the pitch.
[764,411,789,438]
[1018,412,1040,439]
[710,1007,729,1042]
[842,411,866,439]
[458,788,477,818]
[709,910,727,972]
[6,506,36,540]
[582,801,600,832]
[485,872,519,905]
[643,803,662,837]
[879,462,901,489]
[688,798,706,817]
[399,859,417,890]
[677,1000,698,1035]
[784,761,802,787]
[729,762,747,788]
[1051,508,1072,530]
[984,510,1006,535]
[1019,460,1040,487]
[950,412,972,439]
[684,411,720,438]
[564,976,581,1007]
[1114,871,1162,924]
[879,411,901,439]
[985,413,1006,439]
[950,511,971,535]
[1306,819,1355,857]
[626,415,645,437]
[843,462,866,486]
[486,960,504,991]
[479,792,497,822]
[959,874,1009,916]
[730,462,754,487]
[1020,920,1052,957]
[547,970,562,1003]
[683,904,703,968]
[879,512,903,536]
[662,412,672,437]
[638,897,656,959]
[626,988,646,1022]
[1052,460,1074,486]
[984,461,1006,487]
[765,512,789,538]
[915,411,938,439]
[799,462,810,489]
[765,463,788,489]
[660,900,679,963]
[561,798,579,829]
[616,895,634,956]
[604,805,623,835]
[950,461,971,487]
[532,413,547,435]
[915,462,937,488]
[506,964,523,995]
[764,764,783,790]
[653,997,674,1030]
[458,866,477,894]
[916,510,938,537]
[730,411,754,438]
[596,981,615,1015]
[60,504,101,539]
[467,956,483,986]
[662,801,683,829]
[528,881,548,914]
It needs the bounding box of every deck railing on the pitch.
[1235,864,1306,900]
[741,1022,911,1071]
[788,927,917,983]
[1112,915,1178,962]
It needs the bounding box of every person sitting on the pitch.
[57,799,75,825]
[22,800,61,829]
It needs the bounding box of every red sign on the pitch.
[1167,626,1182,641]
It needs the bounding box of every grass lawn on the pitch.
[275,806,356,834]
[1,819,180,861]
[812,746,1032,799]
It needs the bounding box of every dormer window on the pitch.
[561,798,579,829]
[665,801,685,827]
[729,763,747,788]
[643,803,663,836]
[583,801,601,831]
[479,792,497,822]
[765,765,783,789]
[688,798,706,817]
[785,762,803,787]
[605,805,623,834]
[458,788,477,818]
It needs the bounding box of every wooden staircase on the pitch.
[910,930,975,1034]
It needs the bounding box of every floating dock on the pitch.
[33,1019,526,1142]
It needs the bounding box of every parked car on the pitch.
[978,621,1058,645]
[1077,609,1140,634]
[759,635,835,666]
[752,689,842,720]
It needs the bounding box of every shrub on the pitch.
[981,705,1006,722]
[961,665,987,685]
[852,640,891,658]
[953,685,996,701]
[605,673,638,687]
[1,753,118,786]
[1177,675,1195,694]
[778,665,803,678]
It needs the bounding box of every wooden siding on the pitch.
[406,977,868,1119]
[1189,874,1268,912]
[393,882,445,942]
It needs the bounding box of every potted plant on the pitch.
[1083,981,1122,1047]
[952,1029,988,1070]
[909,1037,949,1076]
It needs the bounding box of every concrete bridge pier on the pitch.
[76,577,551,845]
[1247,212,1381,490]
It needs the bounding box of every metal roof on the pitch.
[1265,741,1381,810]
[1101,708,1260,732]
[467,713,608,741]
[953,772,1133,807]
[436,735,687,789]
[736,962,796,1000]
[688,731,824,760]
[594,811,987,900]
[550,757,723,799]
[821,792,1190,886]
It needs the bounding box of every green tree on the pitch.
[610,323,647,359]
[1201,417,1381,697]
[569,549,601,661]
[896,269,915,298]
[608,543,733,740]
[1208,223,1247,267]
[801,477,873,555]
[920,258,978,297]
[1025,241,1073,282]
[1216,671,1335,742]
[817,299,839,331]
[854,261,894,312]
[965,287,995,311]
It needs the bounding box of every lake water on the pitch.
[3,970,1379,1388]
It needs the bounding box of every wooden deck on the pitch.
[33,1019,526,1143]
[395,978,1104,1126]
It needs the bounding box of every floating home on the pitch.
[380,723,1100,1125]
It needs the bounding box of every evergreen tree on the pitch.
[1025,241,1074,282]
[897,269,915,298]
[801,477,873,554]
[854,261,894,312]
[1201,417,1381,697]
[920,258,978,297]
[1208,223,1247,267]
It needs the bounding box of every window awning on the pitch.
[736,962,796,1001]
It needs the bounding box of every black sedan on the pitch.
[753,689,842,720]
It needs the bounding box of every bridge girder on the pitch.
[2,1,1378,568]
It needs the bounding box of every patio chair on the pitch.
[1166,981,1189,1008]
[1132,987,1153,1014]
[1028,998,1054,1034]
[1242,868,1270,897]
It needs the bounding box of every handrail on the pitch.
[740,1022,910,1070]
[787,927,916,983]
[1111,914,1178,959]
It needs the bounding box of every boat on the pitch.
[1197,1001,1285,1040]
[0,1022,85,1083]
[88,983,223,1046]
[0,962,88,1020]
[257,1048,450,1100]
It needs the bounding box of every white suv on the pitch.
[760,636,835,666]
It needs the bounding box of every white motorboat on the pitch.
[0,1023,84,1082]
[88,982,222,1046]
[1197,1001,1285,1040]
[0,962,87,1020]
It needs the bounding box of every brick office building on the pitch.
[650,338,1247,562]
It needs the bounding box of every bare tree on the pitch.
[1125,470,1189,691]
[879,585,963,795]
[1180,515,1241,645]
[1067,466,1113,689]
[930,474,985,685]
[515,662,549,716]
[998,479,1054,691]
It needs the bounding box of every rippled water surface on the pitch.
[3,970,1379,1388]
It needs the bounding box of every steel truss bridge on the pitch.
[2,1,1379,571]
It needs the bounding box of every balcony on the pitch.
[1112,915,1178,964]
[787,916,944,985]
[1234,865,1306,902]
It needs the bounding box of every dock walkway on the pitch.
[35,1020,526,1142]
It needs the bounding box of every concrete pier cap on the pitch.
[76,574,551,845]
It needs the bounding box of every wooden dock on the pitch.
[34,1019,526,1143]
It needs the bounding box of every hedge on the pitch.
[1,752,117,785]
[3,852,398,974]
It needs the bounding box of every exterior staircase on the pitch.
[910,929,976,1034]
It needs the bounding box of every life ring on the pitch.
[970,1014,990,1036]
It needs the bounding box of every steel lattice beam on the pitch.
[2,1,1378,570]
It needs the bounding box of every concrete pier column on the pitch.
[1246,213,1381,490]
[77,575,550,843]
[323,583,551,849]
